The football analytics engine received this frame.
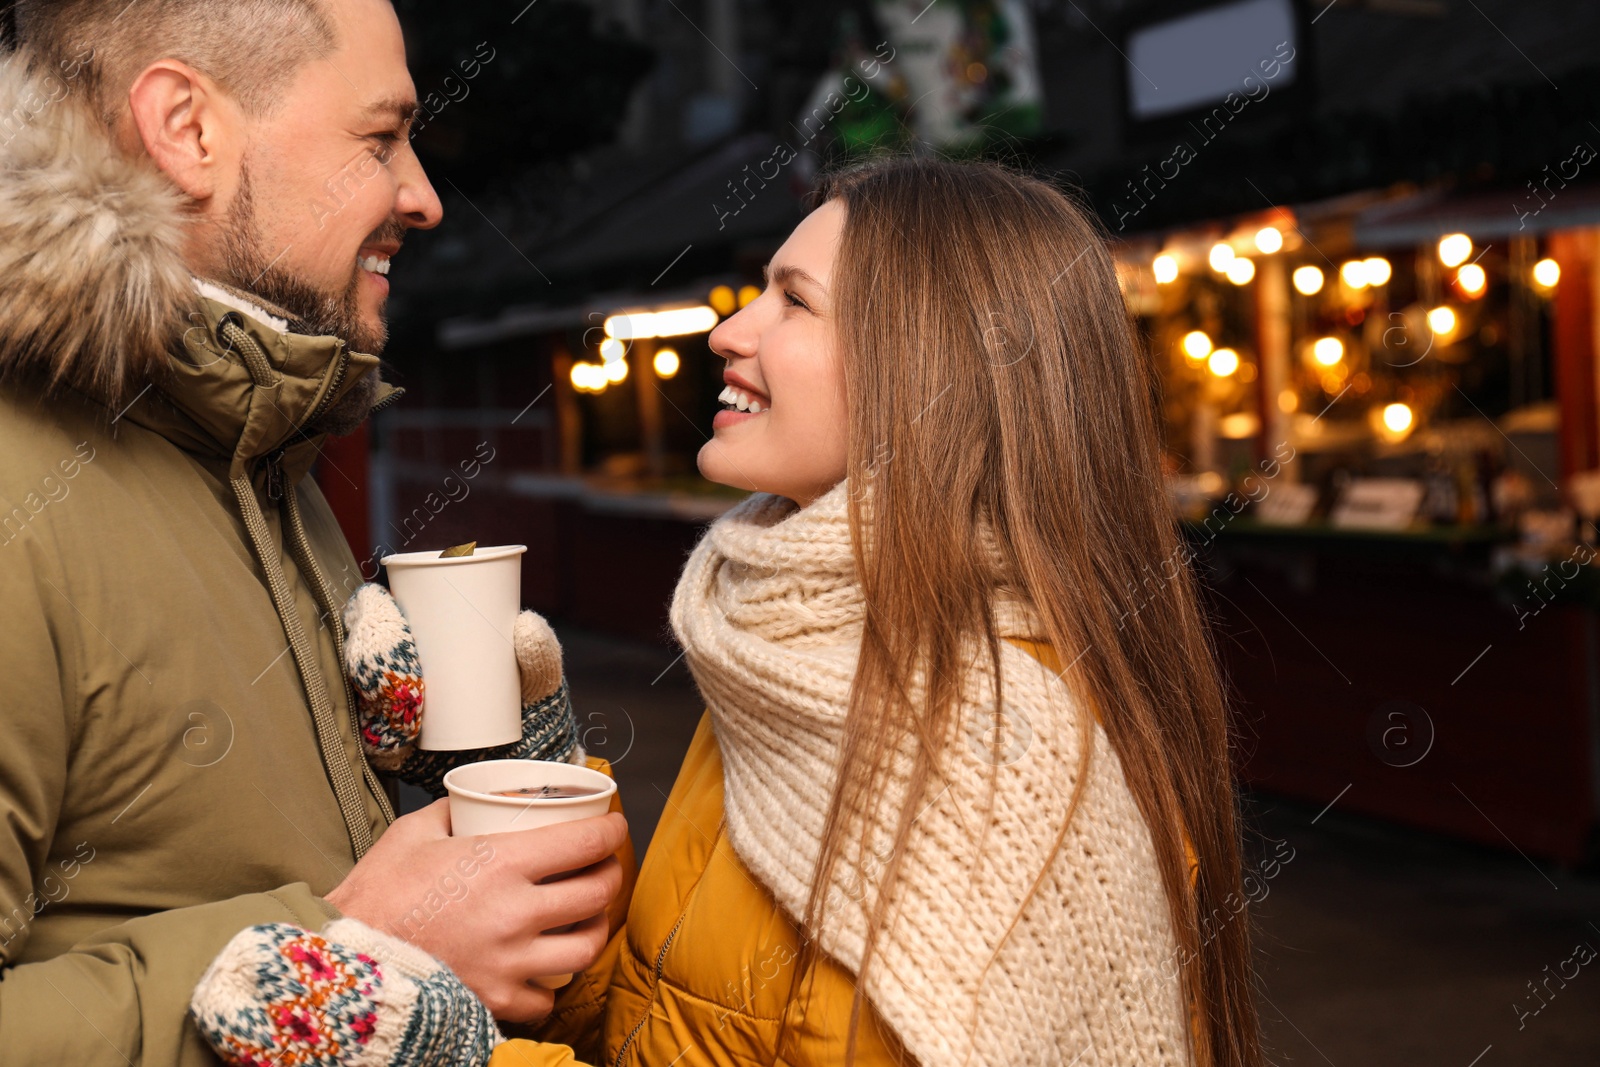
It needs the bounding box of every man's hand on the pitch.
[323,800,626,1022]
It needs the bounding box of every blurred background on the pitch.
[330,1,1600,1062]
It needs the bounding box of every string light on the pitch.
[1456,263,1486,296]
[570,362,606,393]
[1207,348,1240,376]
[1438,234,1472,268]
[1382,402,1414,434]
[1293,266,1325,295]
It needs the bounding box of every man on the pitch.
[0,1,626,1062]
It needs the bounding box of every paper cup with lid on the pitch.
[380,544,526,750]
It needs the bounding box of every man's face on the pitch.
[216,0,442,355]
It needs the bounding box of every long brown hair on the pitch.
[789,157,1262,1067]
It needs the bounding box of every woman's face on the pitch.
[698,199,848,507]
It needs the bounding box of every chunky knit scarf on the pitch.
[670,482,1193,1067]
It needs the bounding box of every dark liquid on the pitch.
[490,785,602,799]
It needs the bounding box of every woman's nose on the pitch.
[708,305,759,362]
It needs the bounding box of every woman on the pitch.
[570,157,1264,1067]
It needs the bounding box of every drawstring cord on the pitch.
[282,483,396,826]
[220,319,391,858]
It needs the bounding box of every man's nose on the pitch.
[394,151,443,230]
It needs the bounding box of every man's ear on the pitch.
[127,60,234,202]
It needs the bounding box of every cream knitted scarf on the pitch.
[669,482,1194,1067]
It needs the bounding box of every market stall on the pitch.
[1118,189,1600,864]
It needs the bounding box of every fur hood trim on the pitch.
[0,52,194,404]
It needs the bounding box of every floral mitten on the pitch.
[190,918,502,1066]
[342,583,583,796]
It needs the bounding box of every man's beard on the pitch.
[217,164,398,436]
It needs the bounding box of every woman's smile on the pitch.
[712,370,771,429]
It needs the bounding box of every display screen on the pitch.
[1125,0,1299,120]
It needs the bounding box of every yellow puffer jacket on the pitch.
[492,641,1199,1066]
[489,708,904,1067]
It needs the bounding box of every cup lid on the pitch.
[381,544,527,568]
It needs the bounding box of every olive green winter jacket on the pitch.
[0,52,393,1065]
[0,290,409,1062]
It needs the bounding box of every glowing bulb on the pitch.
[1292,266,1325,295]
[1207,348,1240,377]
[599,336,626,362]
[708,285,737,315]
[737,285,761,307]
[1339,260,1369,289]
[1312,337,1344,366]
[1363,257,1392,286]
[1382,402,1414,434]
[570,362,605,393]
[1209,242,1235,272]
[1456,263,1486,296]
[1533,258,1561,287]
[1427,306,1457,336]
[1182,330,1213,360]
[1226,257,1256,285]
[1255,226,1283,254]
[1278,389,1299,413]
[604,357,629,383]
[1153,254,1179,284]
[1438,233,1472,268]
[653,347,680,379]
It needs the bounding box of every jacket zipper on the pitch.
[222,321,388,855]
[263,448,287,502]
[275,340,396,832]
[305,344,351,427]
[367,385,405,417]
[613,912,688,1067]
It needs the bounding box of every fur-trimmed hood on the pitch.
[0,54,195,401]
[0,52,393,458]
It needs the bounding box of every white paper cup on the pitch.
[381,545,526,751]
[443,758,619,990]
[442,758,617,837]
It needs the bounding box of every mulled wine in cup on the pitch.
[442,758,618,990]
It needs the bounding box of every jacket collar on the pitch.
[116,281,400,480]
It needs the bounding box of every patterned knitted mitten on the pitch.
[343,583,583,794]
[190,917,502,1067]
[343,583,424,770]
